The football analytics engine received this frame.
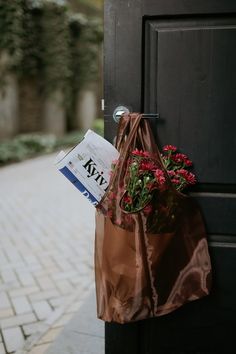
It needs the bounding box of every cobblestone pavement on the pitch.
[0,154,96,354]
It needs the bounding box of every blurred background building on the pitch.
[0,0,103,142]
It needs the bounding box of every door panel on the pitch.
[141,245,236,353]
[193,194,236,235]
[144,16,236,185]
[104,1,236,353]
[144,16,236,241]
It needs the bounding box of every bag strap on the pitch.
[115,115,131,151]
[96,113,143,210]
[115,113,143,153]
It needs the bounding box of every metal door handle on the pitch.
[113,106,159,123]
[113,106,130,122]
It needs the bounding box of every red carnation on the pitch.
[163,145,177,152]
[186,172,196,185]
[155,169,166,185]
[172,178,180,185]
[123,195,133,204]
[167,170,176,177]
[132,149,150,157]
[171,153,187,163]
[140,161,157,171]
[177,169,189,179]
[171,153,192,166]
[177,169,196,185]
[185,159,193,167]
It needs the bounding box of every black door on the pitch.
[104,1,236,353]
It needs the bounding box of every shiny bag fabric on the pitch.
[95,113,212,324]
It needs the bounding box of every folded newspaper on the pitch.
[55,130,119,206]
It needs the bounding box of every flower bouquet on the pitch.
[118,145,196,214]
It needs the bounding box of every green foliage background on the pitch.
[0,118,104,165]
[0,0,103,98]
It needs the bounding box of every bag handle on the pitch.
[96,113,143,210]
[115,113,143,152]
[115,115,131,151]
[116,113,143,154]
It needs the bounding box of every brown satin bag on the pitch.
[95,113,212,324]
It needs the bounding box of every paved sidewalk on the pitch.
[46,289,104,354]
[0,154,96,353]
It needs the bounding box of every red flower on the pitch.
[185,159,193,167]
[119,145,196,212]
[132,149,150,157]
[123,195,133,204]
[139,161,157,171]
[143,204,153,214]
[172,178,180,185]
[155,169,166,185]
[177,168,196,184]
[177,169,196,185]
[186,172,196,185]
[163,145,177,152]
[171,153,192,166]
[167,170,176,177]
[177,169,189,179]
[171,153,186,163]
